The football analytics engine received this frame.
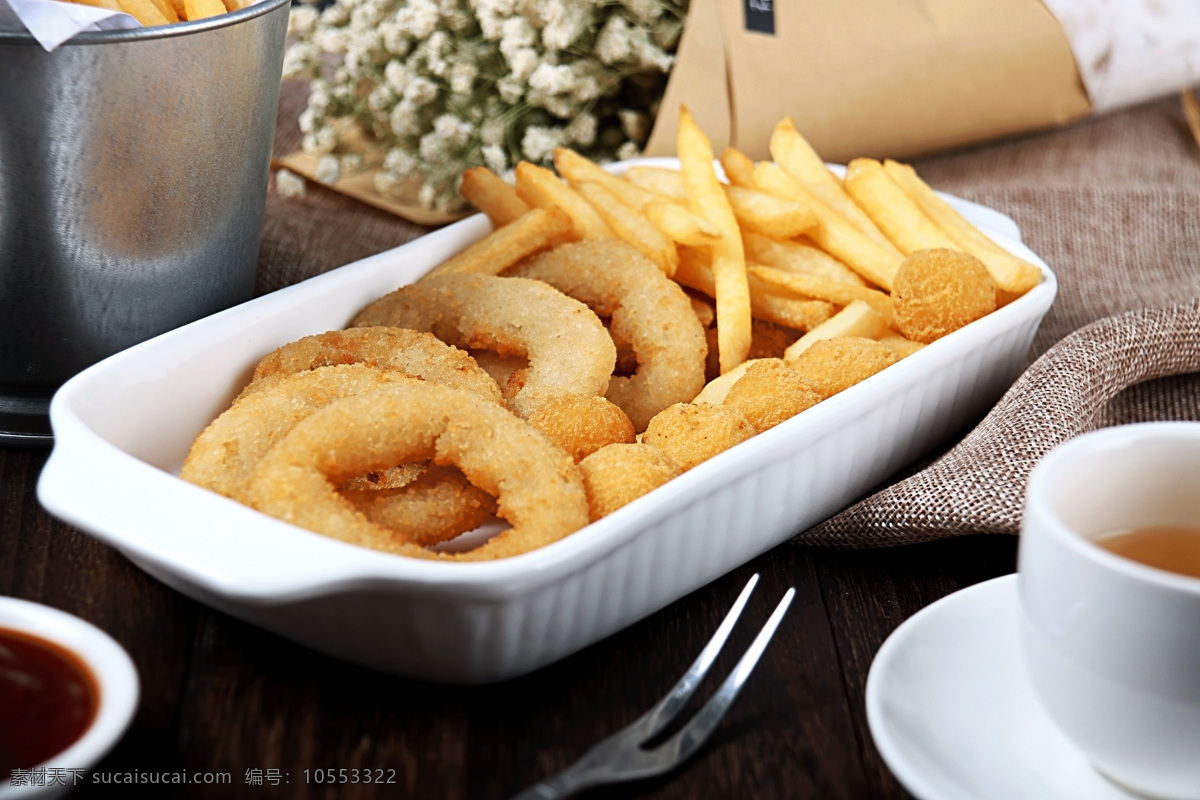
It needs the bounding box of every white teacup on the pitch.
[1018,422,1200,799]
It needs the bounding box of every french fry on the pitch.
[624,166,690,201]
[514,161,612,240]
[182,0,224,20]
[574,181,678,276]
[783,300,890,362]
[678,106,751,373]
[148,0,178,22]
[427,207,573,277]
[753,162,902,291]
[719,148,758,187]
[749,265,895,325]
[770,118,900,254]
[118,0,169,25]
[723,185,817,238]
[842,159,959,255]
[883,159,1042,295]
[222,0,251,10]
[741,230,867,286]
[552,148,716,248]
[643,199,720,247]
[72,0,122,10]
[627,165,815,240]
[676,247,833,332]
[553,148,657,210]
[459,166,530,227]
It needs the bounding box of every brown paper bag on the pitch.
[644,0,1092,163]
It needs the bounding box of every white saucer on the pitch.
[866,575,1141,800]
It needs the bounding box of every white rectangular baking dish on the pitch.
[38,160,1056,683]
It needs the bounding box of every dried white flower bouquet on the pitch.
[283,0,688,214]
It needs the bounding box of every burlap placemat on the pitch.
[799,300,1200,547]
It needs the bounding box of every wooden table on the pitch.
[4,86,1199,799]
[1,442,1018,799]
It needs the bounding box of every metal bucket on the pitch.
[0,0,290,445]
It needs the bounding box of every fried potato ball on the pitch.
[787,337,898,398]
[892,248,996,343]
[527,393,636,462]
[641,402,755,471]
[578,443,682,521]
[722,358,822,433]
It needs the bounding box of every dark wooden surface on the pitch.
[1,441,1017,799]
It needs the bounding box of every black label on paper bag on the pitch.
[744,0,775,34]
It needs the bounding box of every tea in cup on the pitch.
[1019,422,1200,799]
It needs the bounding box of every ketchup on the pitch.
[0,628,98,780]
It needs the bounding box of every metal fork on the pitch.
[511,574,795,800]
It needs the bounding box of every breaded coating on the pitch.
[341,465,497,547]
[527,393,636,462]
[641,402,755,471]
[242,327,503,405]
[722,358,822,433]
[787,337,898,398]
[511,240,708,430]
[892,248,996,343]
[352,273,616,419]
[181,364,420,502]
[579,443,682,521]
[245,382,589,561]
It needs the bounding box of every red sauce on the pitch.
[0,628,98,780]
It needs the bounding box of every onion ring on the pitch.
[244,382,590,561]
[509,240,707,430]
[181,364,418,502]
[352,273,616,418]
[241,327,503,405]
[181,365,494,546]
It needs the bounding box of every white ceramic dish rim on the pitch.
[38,159,1056,609]
[0,597,139,798]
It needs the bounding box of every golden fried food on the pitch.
[641,402,756,472]
[892,248,997,343]
[181,365,418,502]
[722,359,822,433]
[242,327,503,406]
[578,443,683,521]
[352,273,616,418]
[510,240,707,430]
[526,393,636,462]
[244,382,589,561]
[341,465,497,548]
[184,111,1036,560]
[786,337,898,398]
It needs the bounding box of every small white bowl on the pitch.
[0,597,139,799]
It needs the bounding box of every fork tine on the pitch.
[632,573,760,742]
[652,586,795,765]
